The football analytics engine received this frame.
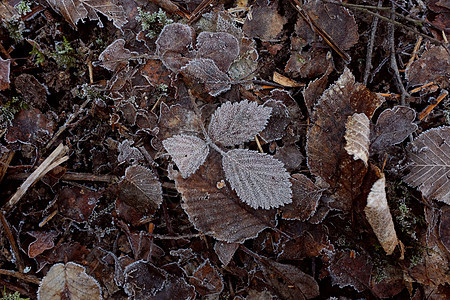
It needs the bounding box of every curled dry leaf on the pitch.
[38,262,101,300]
[306,68,383,211]
[170,151,277,243]
[196,32,239,72]
[27,231,57,258]
[405,45,450,89]
[117,165,163,215]
[364,170,399,255]
[0,57,10,90]
[45,0,127,29]
[162,134,209,179]
[98,39,137,72]
[344,113,370,166]
[180,58,231,96]
[242,5,286,41]
[208,100,272,146]
[222,149,292,209]
[370,106,417,154]
[403,126,450,204]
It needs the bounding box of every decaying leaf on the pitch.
[208,100,272,146]
[242,5,286,41]
[344,113,370,166]
[14,74,48,108]
[117,165,163,214]
[403,126,450,204]
[406,45,450,89]
[5,108,54,144]
[364,170,399,255]
[117,139,144,165]
[189,259,224,296]
[98,39,137,72]
[45,0,127,29]
[163,134,209,179]
[58,186,101,222]
[38,262,102,300]
[370,106,417,153]
[0,57,10,90]
[222,149,292,209]
[259,100,290,142]
[156,23,194,72]
[27,231,58,258]
[196,32,239,72]
[180,58,231,96]
[214,242,239,266]
[306,68,383,211]
[170,151,277,243]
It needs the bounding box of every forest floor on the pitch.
[0,0,449,299]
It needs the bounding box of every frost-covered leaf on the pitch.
[180,58,231,96]
[259,100,290,142]
[117,165,163,215]
[328,250,372,292]
[38,262,101,300]
[208,100,272,146]
[5,108,54,144]
[189,259,224,296]
[170,151,277,243]
[222,149,292,209]
[0,57,10,90]
[196,32,239,72]
[27,231,57,258]
[306,68,383,211]
[45,0,127,29]
[370,106,418,153]
[365,170,399,255]
[163,134,209,179]
[117,139,144,164]
[403,126,450,204]
[98,39,137,72]
[214,242,239,266]
[243,5,286,41]
[156,23,194,72]
[58,186,101,222]
[344,113,370,166]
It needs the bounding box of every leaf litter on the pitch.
[0,0,449,298]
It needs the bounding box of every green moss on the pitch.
[0,289,29,300]
[51,36,77,68]
[136,7,173,39]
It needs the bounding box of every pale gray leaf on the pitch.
[344,113,370,166]
[98,39,137,72]
[180,58,231,96]
[196,32,239,72]
[208,100,272,146]
[156,23,194,55]
[222,149,292,209]
[163,134,209,179]
[403,126,450,204]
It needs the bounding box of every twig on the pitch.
[388,6,409,105]
[405,36,422,71]
[2,144,69,213]
[0,269,41,285]
[419,90,448,120]
[255,135,264,153]
[363,0,382,85]
[0,150,14,183]
[7,171,119,183]
[0,211,24,272]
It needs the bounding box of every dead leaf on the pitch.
[156,23,194,72]
[5,108,54,144]
[38,262,102,300]
[302,64,333,117]
[196,31,239,72]
[285,48,332,79]
[14,74,47,108]
[306,68,384,211]
[406,45,450,89]
[27,231,58,258]
[214,241,239,266]
[370,106,418,154]
[45,0,127,29]
[281,174,323,221]
[0,57,10,90]
[259,100,290,142]
[439,205,450,252]
[98,39,137,72]
[170,151,277,243]
[273,144,304,172]
[403,126,450,204]
[189,259,224,296]
[58,186,101,222]
[117,139,144,165]
[344,113,370,166]
[364,167,399,255]
[243,5,286,41]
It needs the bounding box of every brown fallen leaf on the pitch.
[344,113,370,166]
[0,57,10,90]
[242,5,286,41]
[189,259,224,296]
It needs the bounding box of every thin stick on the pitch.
[255,135,264,153]
[7,171,119,183]
[87,60,94,84]
[409,81,436,94]
[39,210,58,227]
[405,36,422,71]
[0,211,24,272]
[3,144,69,213]
[419,90,448,120]
[0,269,41,285]
[363,0,382,86]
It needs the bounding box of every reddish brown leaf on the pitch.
[273,144,304,172]
[328,250,372,292]
[281,174,323,221]
[5,108,54,144]
[58,186,101,222]
[27,231,57,258]
[306,68,384,211]
[439,205,450,252]
[0,57,10,90]
[139,59,172,88]
[170,151,277,243]
[302,64,333,116]
[189,259,224,296]
[14,74,47,108]
[34,242,90,273]
[156,23,194,72]
[242,5,286,41]
[285,48,332,79]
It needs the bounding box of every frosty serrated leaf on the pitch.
[156,23,194,55]
[403,126,450,204]
[98,39,137,72]
[365,171,399,255]
[208,100,272,146]
[117,139,144,164]
[196,32,239,72]
[163,134,209,179]
[344,113,370,166]
[38,262,102,300]
[222,149,292,209]
[117,165,163,215]
[370,106,417,153]
[180,58,231,96]
[45,0,127,29]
